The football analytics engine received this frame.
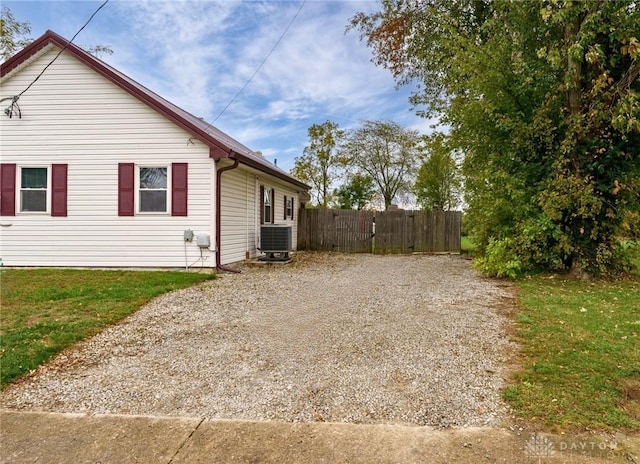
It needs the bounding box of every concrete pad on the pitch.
[0,411,634,464]
[0,410,201,464]
[174,420,628,464]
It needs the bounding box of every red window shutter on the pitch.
[271,188,275,223]
[51,164,68,217]
[171,163,188,216]
[259,185,264,225]
[118,163,135,216]
[0,164,16,216]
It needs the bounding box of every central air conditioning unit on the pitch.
[260,224,292,258]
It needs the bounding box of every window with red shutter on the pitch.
[171,163,188,216]
[259,185,265,224]
[270,188,275,223]
[0,164,16,216]
[118,163,135,216]
[51,164,68,217]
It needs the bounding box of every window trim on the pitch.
[19,166,50,214]
[262,186,272,224]
[136,165,170,214]
[285,196,293,220]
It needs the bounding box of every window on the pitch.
[118,163,187,217]
[263,187,272,223]
[20,167,48,213]
[285,195,293,220]
[139,167,167,213]
[259,185,275,224]
[1,164,67,217]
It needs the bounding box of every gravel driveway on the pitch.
[1,253,516,428]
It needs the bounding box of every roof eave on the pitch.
[230,151,309,190]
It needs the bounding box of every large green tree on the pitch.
[333,173,376,210]
[341,120,420,210]
[414,133,461,211]
[291,121,345,208]
[351,0,640,276]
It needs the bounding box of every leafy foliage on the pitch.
[414,133,461,210]
[341,120,420,209]
[0,5,31,61]
[333,173,376,210]
[84,44,114,59]
[351,0,640,276]
[291,121,345,208]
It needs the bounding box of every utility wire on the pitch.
[16,0,109,99]
[210,0,306,125]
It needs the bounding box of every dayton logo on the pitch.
[524,433,555,462]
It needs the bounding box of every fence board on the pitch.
[298,208,461,254]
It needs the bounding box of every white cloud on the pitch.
[11,0,430,170]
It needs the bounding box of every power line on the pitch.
[15,0,110,100]
[211,0,306,125]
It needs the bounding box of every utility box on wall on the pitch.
[196,235,210,248]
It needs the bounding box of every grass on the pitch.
[0,268,215,387]
[461,236,477,256]
[505,274,640,431]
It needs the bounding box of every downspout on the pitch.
[215,157,241,273]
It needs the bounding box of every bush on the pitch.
[474,237,522,278]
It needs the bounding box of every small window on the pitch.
[139,167,167,213]
[263,187,272,224]
[20,167,48,213]
[286,197,293,219]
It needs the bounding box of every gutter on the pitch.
[215,157,241,273]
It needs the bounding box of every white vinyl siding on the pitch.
[219,167,256,265]
[219,167,300,265]
[0,47,214,267]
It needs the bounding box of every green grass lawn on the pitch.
[461,236,477,256]
[0,268,215,387]
[505,274,640,431]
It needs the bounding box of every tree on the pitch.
[84,44,113,59]
[341,120,420,210]
[414,134,461,211]
[291,121,345,208]
[350,0,640,276]
[333,173,376,210]
[1,6,31,61]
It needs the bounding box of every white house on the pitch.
[0,30,309,270]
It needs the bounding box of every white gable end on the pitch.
[0,47,215,267]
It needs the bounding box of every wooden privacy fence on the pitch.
[297,208,462,254]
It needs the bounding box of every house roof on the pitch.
[0,30,309,191]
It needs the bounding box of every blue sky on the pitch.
[5,0,432,172]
